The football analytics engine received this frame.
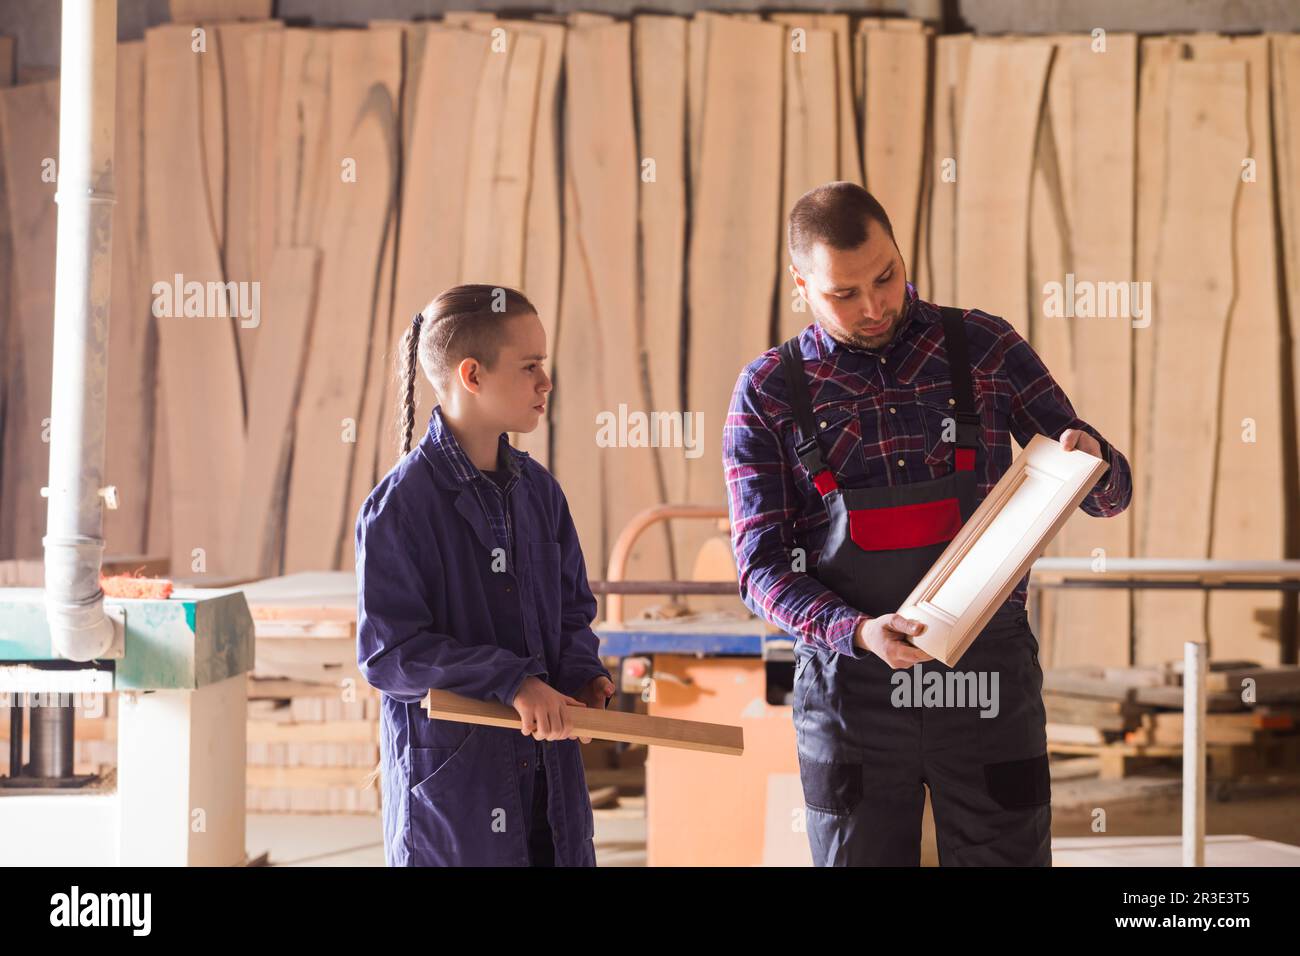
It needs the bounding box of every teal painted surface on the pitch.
[0,587,253,689]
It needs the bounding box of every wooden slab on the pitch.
[955,38,1053,338]
[385,26,490,458]
[1276,37,1300,619]
[1049,35,1137,671]
[0,80,59,560]
[773,23,838,343]
[423,688,744,756]
[1187,37,1287,666]
[632,14,689,599]
[144,25,246,577]
[770,13,860,186]
[924,34,971,305]
[680,16,784,608]
[232,248,320,577]
[1135,60,1247,664]
[862,25,931,275]
[104,41,153,557]
[283,29,401,573]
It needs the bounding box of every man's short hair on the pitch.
[787,181,895,269]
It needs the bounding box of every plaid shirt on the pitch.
[723,282,1133,656]
[425,404,522,561]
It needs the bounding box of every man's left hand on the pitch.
[575,676,616,744]
[1060,428,1107,473]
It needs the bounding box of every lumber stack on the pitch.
[1043,662,1300,779]
[0,12,1298,672]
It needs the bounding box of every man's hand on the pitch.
[510,676,586,741]
[854,614,934,669]
[573,676,616,744]
[1060,428,1107,472]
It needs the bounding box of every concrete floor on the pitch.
[249,783,1300,866]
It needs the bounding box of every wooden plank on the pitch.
[565,22,665,619]
[679,17,784,608]
[1025,36,1076,667]
[145,24,245,577]
[0,80,59,560]
[276,29,331,249]
[862,25,931,274]
[283,29,401,573]
[924,34,971,306]
[231,248,320,577]
[459,29,542,288]
[772,22,838,344]
[423,688,744,756]
[246,720,376,744]
[170,0,271,19]
[1048,35,1137,671]
[770,13,860,185]
[513,20,566,468]
[632,14,689,603]
[900,434,1108,666]
[0,36,13,543]
[1185,37,1287,666]
[245,26,283,277]
[954,39,1052,338]
[215,20,283,388]
[1135,61,1247,665]
[104,41,153,557]
[385,26,490,460]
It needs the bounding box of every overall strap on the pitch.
[778,337,839,496]
[938,306,980,472]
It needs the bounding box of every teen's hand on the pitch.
[574,676,616,744]
[854,614,934,669]
[1060,428,1107,473]
[510,676,586,741]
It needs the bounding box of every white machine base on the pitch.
[0,673,247,866]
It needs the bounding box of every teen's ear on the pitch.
[456,357,483,395]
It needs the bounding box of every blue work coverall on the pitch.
[356,406,611,866]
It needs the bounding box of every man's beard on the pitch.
[820,297,908,350]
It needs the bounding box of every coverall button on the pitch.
[819,421,828,429]
[897,459,905,467]
[948,397,956,406]
[889,407,897,413]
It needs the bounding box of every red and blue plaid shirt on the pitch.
[723,282,1133,656]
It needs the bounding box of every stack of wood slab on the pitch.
[1,12,1299,668]
[1044,662,1300,779]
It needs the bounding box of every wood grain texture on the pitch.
[632,14,689,596]
[145,24,245,576]
[1276,35,1300,659]
[862,25,931,275]
[283,29,400,573]
[1135,60,1247,664]
[679,16,784,607]
[773,23,838,344]
[104,41,154,557]
[423,688,744,756]
[1187,36,1287,665]
[1049,35,1137,670]
[955,39,1052,339]
[924,34,971,306]
[232,248,320,578]
[385,26,490,457]
[0,80,58,559]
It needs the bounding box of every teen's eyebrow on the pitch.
[520,353,547,361]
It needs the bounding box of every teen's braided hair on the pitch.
[395,284,538,458]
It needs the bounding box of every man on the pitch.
[723,182,1132,866]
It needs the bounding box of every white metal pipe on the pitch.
[43,0,119,661]
[1182,640,1207,866]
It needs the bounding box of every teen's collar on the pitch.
[418,404,529,491]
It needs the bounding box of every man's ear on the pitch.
[789,264,809,303]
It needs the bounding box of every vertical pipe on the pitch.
[28,696,76,779]
[1182,640,1206,866]
[43,0,119,661]
[8,697,23,776]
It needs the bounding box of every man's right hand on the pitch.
[510,676,586,741]
[854,614,934,669]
